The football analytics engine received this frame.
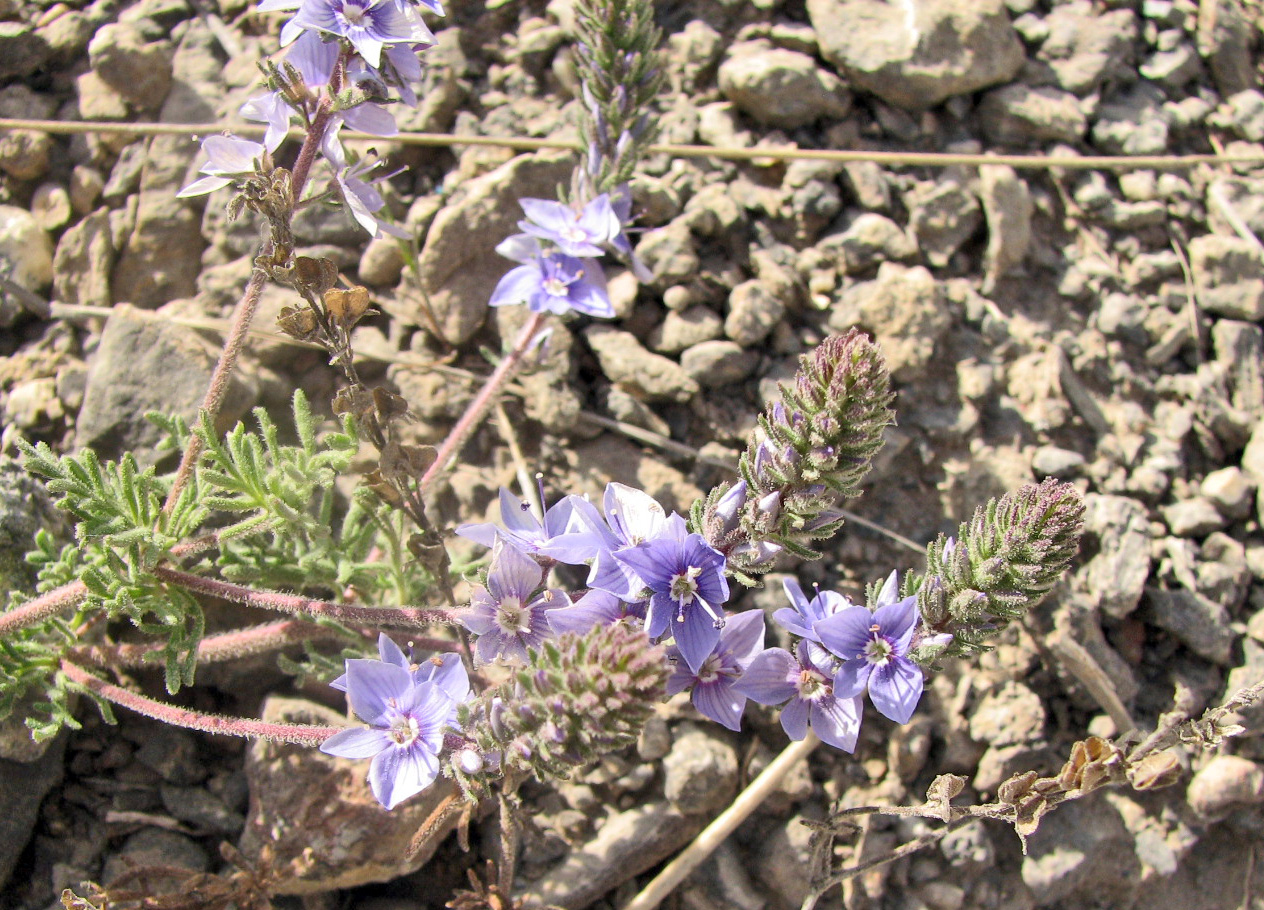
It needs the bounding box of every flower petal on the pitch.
[810,695,862,752]
[867,657,923,725]
[831,658,870,699]
[814,606,878,661]
[732,648,797,705]
[673,608,722,675]
[344,659,413,725]
[693,681,745,731]
[320,726,390,759]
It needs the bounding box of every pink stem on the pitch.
[152,564,460,629]
[60,660,339,746]
[421,310,548,492]
[0,581,87,637]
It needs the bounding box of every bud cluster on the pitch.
[448,622,668,800]
[572,0,664,197]
[696,329,895,582]
[910,478,1085,662]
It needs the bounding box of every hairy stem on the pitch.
[152,564,461,630]
[0,581,87,637]
[69,620,333,667]
[161,89,338,517]
[161,269,267,515]
[60,660,339,745]
[420,310,548,492]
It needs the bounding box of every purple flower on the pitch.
[613,513,730,674]
[586,482,666,600]
[320,658,456,809]
[813,571,924,725]
[732,641,862,752]
[331,633,469,711]
[333,154,408,238]
[456,487,611,565]
[462,540,564,665]
[773,577,851,643]
[666,610,766,731]
[177,134,267,198]
[291,0,434,68]
[489,237,612,318]
[517,195,621,257]
[546,588,645,636]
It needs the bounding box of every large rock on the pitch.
[88,22,173,110]
[1188,234,1264,321]
[0,205,53,292]
[717,41,850,129]
[112,23,223,307]
[1075,494,1151,620]
[807,0,1024,110]
[1038,1,1138,95]
[76,305,257,464]
[238,697,460,895]
[418,150,574,344]
[584,326,698,403]
[0,22,51,81]
[978,84,1088,146]
[0,736,65,892]
[53,208,113,308]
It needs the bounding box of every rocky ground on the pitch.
[2,0,1264,907]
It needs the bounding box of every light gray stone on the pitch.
[1076,494,1151,619]
[0,205,53,292]
[680,340,759,387]
[53,208,113,308]
[1039,1,1138,95]
[808,0,1024,110]
[1144,586,1237,665]
[1189,235,1264,321]
[829,263,950,381]
[908,177,982,267]
[88,22,173,110]
[724,279,785,347]
[585,326,698,403]
[1187,755,1264,820]
[978,84,1089,146]
[76,305,258,464]
[718,41,850,129]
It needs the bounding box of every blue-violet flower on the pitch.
[320,658,456,808]
[666,609,765,731]
[733,640,862,752]
[813,571,924,725]
[613,513,730,674]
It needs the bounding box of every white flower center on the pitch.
[390,714,420,747]
[669,567,700,606]
[864,624,892,666]
[543,276,568,296]
[563,224,587,242]
[697,654,722,684]
[796,667,830,701]
[496,595,532,635]
[341,1,368,25]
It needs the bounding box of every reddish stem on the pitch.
[152,564,460,629]
[0,581,87,637]
[60,660,339,746]
[420,311,548,492]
